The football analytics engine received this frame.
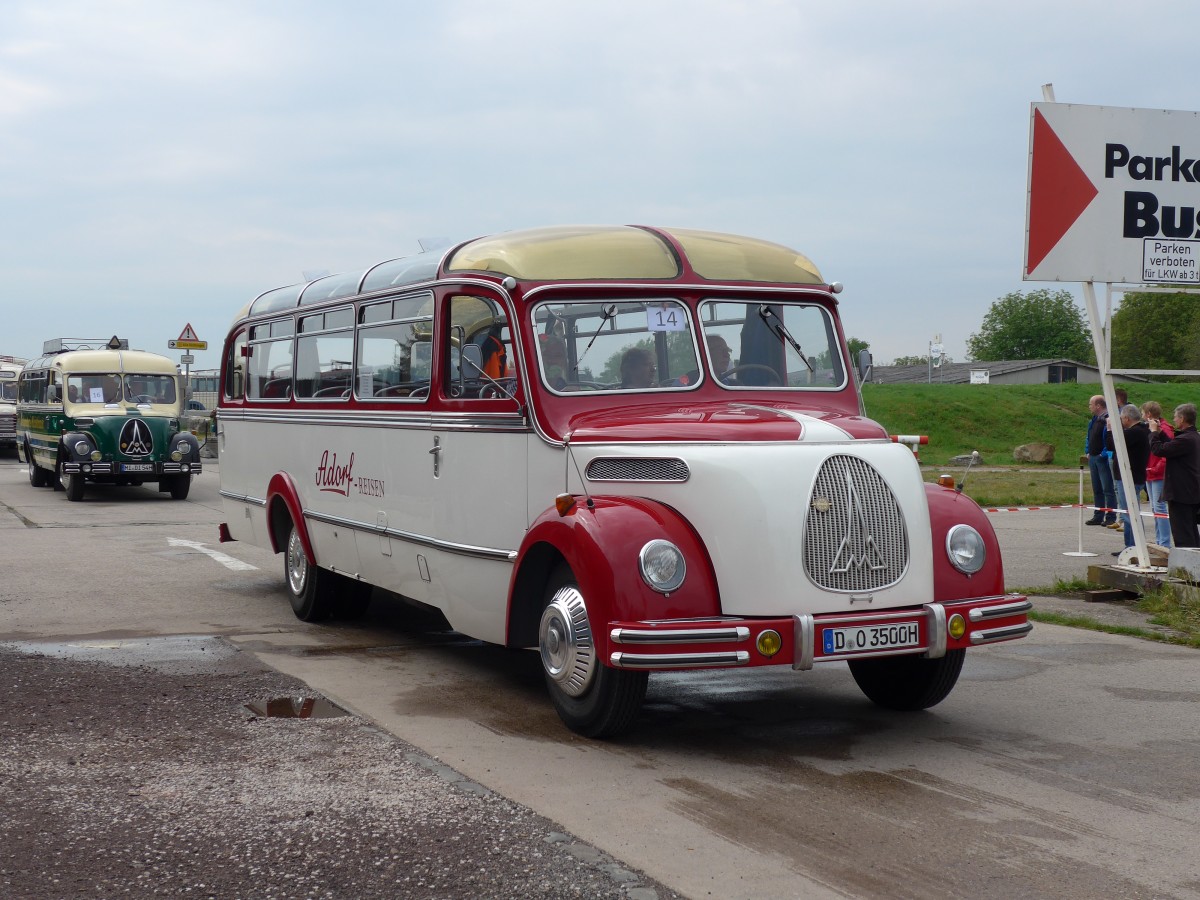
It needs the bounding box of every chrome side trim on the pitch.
[304,508,517,562]
[923,603,947,659]
[970,622,1034,645]
[219,490,267,507]
[793,614,815,670]
[610,650,750,669]
[609,626,749,644]
[968,599,1033,622]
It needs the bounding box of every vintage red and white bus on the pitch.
[217,225,1031,736]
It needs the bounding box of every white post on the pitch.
[1081,281,1151,568]
[1064,464,1098,557]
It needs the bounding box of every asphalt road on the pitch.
[1,452,1197,899]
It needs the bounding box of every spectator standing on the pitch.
[1142,401,1174,547]
[1149,403,1200,548]
[1105,404,1150,553]
[1085,395,1118,526]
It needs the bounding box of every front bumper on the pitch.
[61,460,202,476]
[607,595,1032,671]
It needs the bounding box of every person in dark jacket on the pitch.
[1085,395,1117,526]
[1105,404,1151,552]
[1149,402,1200,548]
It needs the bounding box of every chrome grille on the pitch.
[804,455,908,592]
[586,457,689,482]
[0,413,14,439]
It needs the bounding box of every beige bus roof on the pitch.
[445,225,825,284]
[38,349,178,374]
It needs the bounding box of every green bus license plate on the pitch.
[822,622,920,655]
[120,463,155,472]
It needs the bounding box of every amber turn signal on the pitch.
[947,614,966,640]
[756,629,782,657]
[555,493,577,516]
[937,474,956,489]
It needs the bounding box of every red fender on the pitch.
[509,495,721,655]
[265,472,316,563]
[925,483,1006,600]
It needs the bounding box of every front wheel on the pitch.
[60,469,85,502]
[539,565,646,738]
[848,649,965,711]
[166,475,191,500]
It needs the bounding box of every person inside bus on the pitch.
[620,347,657,388]
[539,335,569,389]
[477,325,507,379]
[100,375,121,403]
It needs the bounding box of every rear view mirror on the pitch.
[47,384,61,403]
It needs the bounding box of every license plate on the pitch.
[822,622,921,655]
[120,463,155,472]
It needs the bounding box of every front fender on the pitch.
[508,495,722,650]
[925,483,1006,599]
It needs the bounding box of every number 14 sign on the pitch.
[646,304,686,332]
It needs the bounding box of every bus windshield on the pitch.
[532,298,845,393]
[66,373,177,405]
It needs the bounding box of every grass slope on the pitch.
[861,382,1199,469]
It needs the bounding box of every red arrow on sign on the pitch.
[1026,109,1099,275]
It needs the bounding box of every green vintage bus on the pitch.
[17,338,203,501]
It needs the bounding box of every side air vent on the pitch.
[585,457,690,483]
[804,455,908,592]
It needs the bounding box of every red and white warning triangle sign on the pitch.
[177,323,200,342]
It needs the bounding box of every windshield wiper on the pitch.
[758,305,813,373]
[574,304,617,373]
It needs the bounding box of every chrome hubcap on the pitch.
[286,529,308,596]
[539,586,595,697]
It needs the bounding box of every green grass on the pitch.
[1012,577,1200,647]
[860,382,1200,506]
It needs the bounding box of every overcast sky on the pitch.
[2,1,1195,370]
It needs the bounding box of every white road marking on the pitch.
[168,537,258,571]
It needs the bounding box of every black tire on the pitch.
[60,469,85,502]
[539,564,647,738]
[167,475,191,500]
[848,649,966,711]
[27,448,51,488]
[284,524,335,622]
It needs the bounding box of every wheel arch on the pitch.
[505,496,721,650]
[265,472,315,562]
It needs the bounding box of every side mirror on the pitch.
[47,384,61,403]
[857,349,873,383]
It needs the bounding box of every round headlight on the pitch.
[74,440,90,456]
[90,450,102,461]
[639,540,686,594]
[946,525,986,575]
[171,450,183,461]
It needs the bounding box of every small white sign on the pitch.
[646,305,687,332]
[179,354,195,364]
[1141,238,1200,284]
[970,370,990,384]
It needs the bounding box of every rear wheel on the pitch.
[539,564,647,738]
[848,649,965,711]
[27,449,51,487]
[284,524,335,622]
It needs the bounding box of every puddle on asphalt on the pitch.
[246,696,349,719]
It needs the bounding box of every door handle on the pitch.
[429,436,441,476]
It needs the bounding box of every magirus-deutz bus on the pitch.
[216,225,1031,737]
